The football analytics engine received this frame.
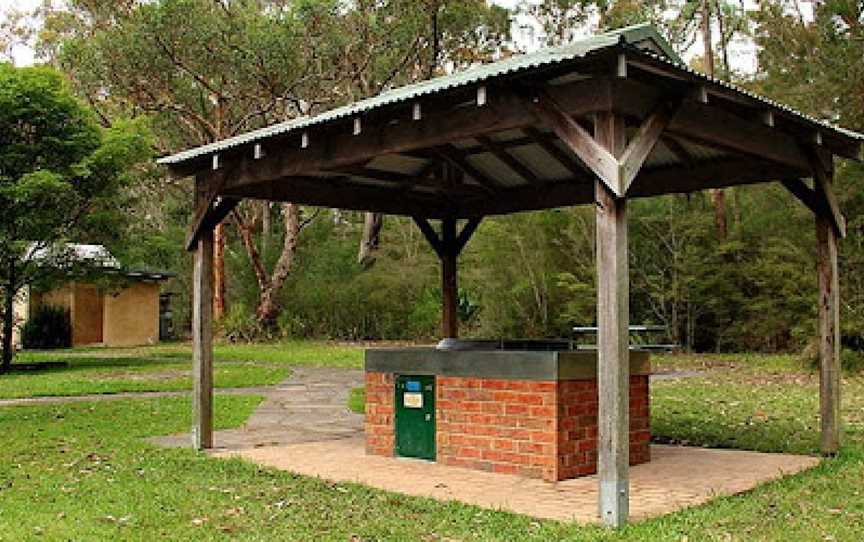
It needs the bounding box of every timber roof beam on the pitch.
[160,24,862,251]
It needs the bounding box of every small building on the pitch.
[13,245,173,348]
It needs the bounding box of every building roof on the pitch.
[158,23,862,171]
[29,244,173,281]
[160,24,859,249]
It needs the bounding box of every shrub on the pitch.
[801,339,864,373]
[220,302,260,342]
[841,349,864,373]
[21,305,72,349]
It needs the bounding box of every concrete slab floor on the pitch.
[216,440,820,524]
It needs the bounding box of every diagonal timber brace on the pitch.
[531,91,679,196]
[619,99,681,193]
[411,216,483,259]
[532,91,621,195]
[186,172,240,251]
[412,216,483,338]
[782,147,846,238]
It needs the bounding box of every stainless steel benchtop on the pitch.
[365,346,650,381]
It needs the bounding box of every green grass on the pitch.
[3,349,864,539]
[1,374,864,540]
[2,341,364,400]
[348,386,365,414]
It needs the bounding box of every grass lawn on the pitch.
[348,386,365,414]
[1,341,364,400]
[2,347,864,539]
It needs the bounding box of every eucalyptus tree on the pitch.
[753,0,864,349]
[41,0,510,329]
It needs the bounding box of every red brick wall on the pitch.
[436,377,560,480]
[557,376,651,480]
[364,371,650,482]
[364,372,395,456]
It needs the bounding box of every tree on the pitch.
[40,0,510,330]
[752,0,864,348]
[0,63,150,371]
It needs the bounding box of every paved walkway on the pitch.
[148,366,364,450]
[220,439,819,523]
[0,369,697,409]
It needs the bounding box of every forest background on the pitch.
[3,0,862,356]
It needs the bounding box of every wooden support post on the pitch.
[192,228,214,450]
[594,110,630,527]
[817,212,841,455]
[413,214,482,339]
[441,218,459,339]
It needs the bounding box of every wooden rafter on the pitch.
[200,78,623,189]
[331,165,415,184]
[435,145,502,191]
[522,126,589,179]
[660,135,694,167]
[667,98,810,171]
[475,135,540,184]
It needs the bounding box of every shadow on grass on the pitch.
[5,361,69,372]
[652,415,821,455]
[11,352,191,375]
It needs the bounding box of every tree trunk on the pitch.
[261,201,270,260]
[357,212,383,268]
[1,285,15,373]
[702,0,727,240]
[213,222,226,319]
[255,203,301,327]
[701,0,714,76]
[712,188,728,239]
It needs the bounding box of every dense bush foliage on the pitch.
[21,305,72,350]
[34,0,864,356]
[210,173,864,353]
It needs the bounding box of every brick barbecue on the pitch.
[365,345,650,482]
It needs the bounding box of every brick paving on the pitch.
[219,439,819,523]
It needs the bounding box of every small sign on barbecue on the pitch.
[403,392,423,408]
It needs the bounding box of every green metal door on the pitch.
[395,375,436,460]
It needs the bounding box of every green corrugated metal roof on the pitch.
[157,23,863,168]
[157,24,677,166]
[632,47,864,142]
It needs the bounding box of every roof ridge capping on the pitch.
[600,22,683,65]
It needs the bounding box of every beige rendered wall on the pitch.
[32,285,73,312]
[102,282,160,347]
